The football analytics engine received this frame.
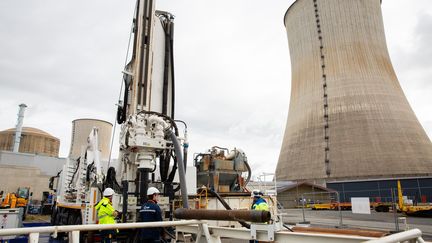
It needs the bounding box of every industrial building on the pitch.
[0,127,60,157]
[277,181,334,209]
[0,126,65,201]
[327,177,432,204]
[0,153,65,201]
[0,108,113,201]
[276,0,432,201]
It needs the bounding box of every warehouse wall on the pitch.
[0,151,65,176]
[0,165,53,201]
[277,184,332,208]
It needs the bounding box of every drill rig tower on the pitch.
[115,0,188,222]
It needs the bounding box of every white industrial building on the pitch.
[0,151,65,201]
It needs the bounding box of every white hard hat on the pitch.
[252,189,263,198]
[103,188,115,197]
[147,187,160,196]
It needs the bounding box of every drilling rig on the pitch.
[113,0,189,222]
[50,0,189,227]
[50,0,276,233]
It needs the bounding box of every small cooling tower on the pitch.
[276,0,432,183]
[69,119,113,161]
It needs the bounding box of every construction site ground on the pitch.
[282,208,432,241]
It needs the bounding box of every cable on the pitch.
[137,110,179,135]
[68,157,81,188]
[244,159,252,186]
[208,189,251,229]
[283,224,294,232]
[108,0,138,168]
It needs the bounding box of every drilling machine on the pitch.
[49,0,188,228]
[113,0,189,223]
[51,0,272,233]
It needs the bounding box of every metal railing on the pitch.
[0,220,201,243]
[365,229,425,243]
[0,220,426,243]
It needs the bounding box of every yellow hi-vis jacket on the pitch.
[252,197,269,211]
[95,197,116,224]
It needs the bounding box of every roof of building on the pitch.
[1,127,59,140]
[278,181,335,194]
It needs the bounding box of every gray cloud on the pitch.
[0,0,430,178]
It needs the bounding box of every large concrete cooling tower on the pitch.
[69,119,113,161]
[276,0,432,183]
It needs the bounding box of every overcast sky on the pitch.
[1,0,431,179]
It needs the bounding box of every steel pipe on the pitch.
[174,209,271,223]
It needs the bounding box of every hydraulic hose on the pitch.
[175,120,188,170]
[169,21,175,119]
[167,129,188,208]
[104,167,122,192]
[116,75,131,124]
[137,110,179,135]
[167,152,177,183]
[244,159,252,187]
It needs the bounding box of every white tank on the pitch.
[69,119,113,161]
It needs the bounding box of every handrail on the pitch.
[364,229,425,243]
[0,220,201,236]
[0,221,426,243]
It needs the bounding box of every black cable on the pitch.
[160,15,171,116]
[208,189,251,229]
[167,151,177,183]
[211,145,230,153]
[104,167,122,192]
[283,224,294,232]
[137,110,179,135]
[169,21,175,119]
[49,170,62,190]
[86,162,95,182]
[68,156,81,188]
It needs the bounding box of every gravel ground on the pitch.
[282,208,432,241]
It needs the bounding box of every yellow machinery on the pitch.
[397,181,432,217]
[0,187,30,209]
[198,187,209,209]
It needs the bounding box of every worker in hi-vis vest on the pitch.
[251,189,269,211]
[95,187,119,243]
[250,189,270,243]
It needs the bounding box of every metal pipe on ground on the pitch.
[292,227,389,238]
[174,209,271,223]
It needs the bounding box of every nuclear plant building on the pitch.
[0,104,113,201]
[276,0,432,202]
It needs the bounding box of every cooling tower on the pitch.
[276,0,432,183]
[69,119,113,161]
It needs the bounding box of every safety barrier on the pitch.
[0,220,426,243]
[0,220,201,243]
[364,229,425,243]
